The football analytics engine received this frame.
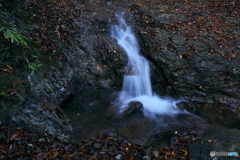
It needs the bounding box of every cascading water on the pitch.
[111,14,152,99]
[111,13,190,119]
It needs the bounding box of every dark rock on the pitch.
[131,0,240,113]
[123,101,143,115]
[0,0,126,140]
[93,143,101,149]
[31,133,39,141]
[188,127,240,160]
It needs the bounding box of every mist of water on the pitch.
[111,13,190,119]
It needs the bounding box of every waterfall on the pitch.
[111,13,152,99]
[111,13,189,119]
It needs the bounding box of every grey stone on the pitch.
[115,154,123,160]
[143,155,151,160]
[93,143,101,149]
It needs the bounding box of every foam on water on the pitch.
[111,13,191,119]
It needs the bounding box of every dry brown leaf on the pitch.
[10,132,20,141]
[5,65,13,70]
[51,152,58,158]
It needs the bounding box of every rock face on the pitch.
[129,0,240,109]
[0,0,126,139]
[0,0,239,140]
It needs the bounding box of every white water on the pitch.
[111,13,188,119]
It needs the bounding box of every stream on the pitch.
[62,87,239,148]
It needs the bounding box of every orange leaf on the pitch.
[68,154,74,158]
[129,155,135,160]
[18,80,23,83]
[6,65,13,70]
[88,156,95,160]
[159,147,164,152]
[43,152,49,158]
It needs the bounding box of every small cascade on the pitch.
[111,13,191,119]
[111,13,152,99]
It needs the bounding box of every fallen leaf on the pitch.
[10,132,19,140]
[0,150,6,154]
[159,147,164,152]
[87,156,95,160]
[182,150,188,156]
[51,152,58,158]
[6,65,13,70]
[9,145,13,150]
[18,80,23,83]
[26,117,31,121]
[3,68,13,73]
[179,155,186,159]
[164,151,171,155]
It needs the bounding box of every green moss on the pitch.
[46,0,54,5]
[17,6,41,25]
[0,73,22,94]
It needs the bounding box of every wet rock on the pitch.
[123,101,143,115]
[188,127,240,160]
